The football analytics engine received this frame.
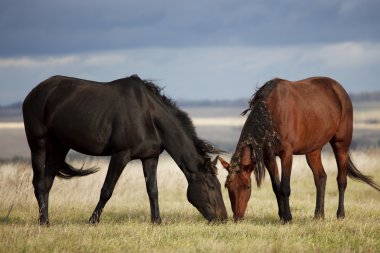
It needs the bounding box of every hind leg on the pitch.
[306,149,327,219]
[43,139,70,224]
[330,140,349,219]
[33,138,69,225]
[30,138,48,225]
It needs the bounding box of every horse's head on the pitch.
[187,157,228,222]
[219,146,254,222]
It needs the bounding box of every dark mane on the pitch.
[241,79,279,116]
[228,79,281,187]
[130,75,221,173]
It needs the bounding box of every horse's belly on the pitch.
[60,133,111,156]
[50,122,113,156]
[291,123,338,154]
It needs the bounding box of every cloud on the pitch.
[1,42,379,104]
[1,42,378,74]
[297,42,380,69]
[1,0,379,56]
[0,55,79,68]
[82,54,128,67]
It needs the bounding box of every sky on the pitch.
[0,0,380,105]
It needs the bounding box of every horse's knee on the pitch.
[320,171,327,181]
[280,182,291,197]
[148,188,158,199]
[33,176,46,192]
[336,177,347,190]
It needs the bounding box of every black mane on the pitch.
[228,79,281,187]
[130,75,221,173]
[241,79,279,116]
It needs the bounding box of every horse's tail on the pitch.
[56,162,100,179]
[347,154,380,191]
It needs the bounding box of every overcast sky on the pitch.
[1,0,379,104]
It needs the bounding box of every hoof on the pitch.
[281,215,292,224]
[89,210,102,224]
[233,215,244,223]
[313,213,325,220]
[89,215,100,224]
[38,217,50,226]
[39,220,50,226]
[337,209,345,219]
[151,217,162,225]
[337,213,345,219]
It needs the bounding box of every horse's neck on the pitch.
[158,119,203,181]
[166,136,203,181]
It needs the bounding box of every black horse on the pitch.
[23,74,227,225]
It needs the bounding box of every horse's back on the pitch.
[23,75,142,126]
[24,76,105,125]
[267,77,353,153]
[22,75,155,155]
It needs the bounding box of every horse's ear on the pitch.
[241,145,252,168]
[218,156,230,171]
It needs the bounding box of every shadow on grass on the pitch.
[0,216,30,225]
[237,213,326,226]
[32,209,207,227]
[0,211,330,228]
[50,210,321,226]
[99,209,207,225]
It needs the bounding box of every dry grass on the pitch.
[0,150,380,252]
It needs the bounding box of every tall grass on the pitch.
[0,150,379,252]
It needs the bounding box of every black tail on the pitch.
[56,162,100,179]
[347,155,380,191]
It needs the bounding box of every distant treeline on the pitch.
[0,102,22,110]
[0,102,22,116]
[1,92,379,111]
[179,91,380,107]
[349,92,380,103]
[178,98,247,107]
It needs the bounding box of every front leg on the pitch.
[280,147,293,224]
[264,156,283,220]
[89,152,130,224]
[142,157,161,224]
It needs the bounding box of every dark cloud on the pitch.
[0,0,379,56]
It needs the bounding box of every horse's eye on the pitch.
[244,184,251,190]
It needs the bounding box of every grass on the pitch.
[0,150,380,252]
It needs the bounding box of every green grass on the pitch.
[1,151,380,252]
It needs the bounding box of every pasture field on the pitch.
[0,150,380,253]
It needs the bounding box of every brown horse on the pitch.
[219,76,380,223]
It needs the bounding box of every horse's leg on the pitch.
[30,137,48,225]
[279,147,293,223]
[330,141,349,219]
[306,149,327,219]
[89,152,130,224]
[264,156,283,220]
[142,157,161,224]
[40,139,70,225]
